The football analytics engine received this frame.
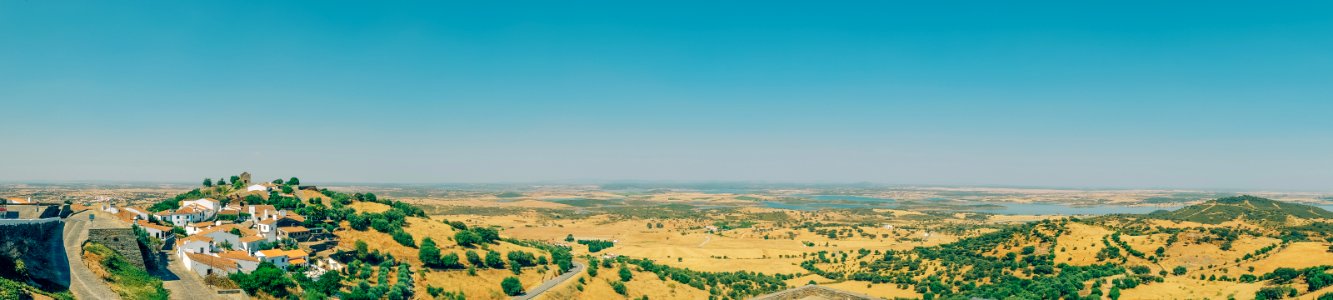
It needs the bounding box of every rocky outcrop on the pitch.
[749,285,879,300]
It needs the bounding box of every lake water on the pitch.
[792,194,896,203]
[973,202,1183,215]
[764,195,1186,215]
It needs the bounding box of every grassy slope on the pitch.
[333,202,558,299]
[82,242,169,300]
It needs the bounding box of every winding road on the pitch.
[63,210,118,299]
[512,262,585,300]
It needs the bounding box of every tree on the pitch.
[1172,266,1187,276]
[619,266,633,282]
[355,240,369,258]
[473,227,500,244]
[307,271,343,297]
[1108,286,1121,300]
[391,230,416,247]
[203,178,213,187]
[419,238,441,267]
[371,219,391,233]
[440,253,463,269]
[611,281,627,295]
[565,234,575,242]
[486,250,506,269]
[348,214,370,231]
[231,262,295,298]
[218,178,227,186]
[466,251,482,266]
[501,277,524,296]
[281,185,295,194]
[273,178,284,185]
[507,251,536,267]
[455,230,482,247]
[288,177,301,185]
[1256,286,1295,300]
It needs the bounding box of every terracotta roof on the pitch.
[256,249,287,257]
[186,252,238,270]
[277,226,308,233]
[191,221,214,228]
[239,235,266,243]
[175,205,202,214]
[284,214,306,222]
[289,258,306,265]
[177,235,211,246]
[258,219,276,225]
[284,249,308,258]
[217,250,260,262]
[114,210,139,223]
[135,220,172,232]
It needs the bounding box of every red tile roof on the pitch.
[186,253,238,270]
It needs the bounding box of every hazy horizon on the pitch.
[3,2,1332,191]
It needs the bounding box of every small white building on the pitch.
[158,200,217,227]
[246,184,270,192]
[255,249,308,269]
[177,236,213,260]
[182,252,239,277]
[181,198,221,212]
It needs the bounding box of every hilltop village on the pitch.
[95,173,327,278]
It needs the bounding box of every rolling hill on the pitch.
[1148,195,1333,224]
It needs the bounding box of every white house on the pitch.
[256,219,277,239]
[255,249,301,268]
[182,252,239,277]
[246,184,270,192]
[159,204,211,227]
[135,220,172,240]
[218,250,262,272]
[181,198,221,211]
[247,205,280,220]
[177,235,213,260]
[239,235,267,254]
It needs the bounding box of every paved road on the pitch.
[162,253,225,300]
[513,262,586,300]
[63,210,119,300]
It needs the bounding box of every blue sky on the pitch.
[2,1,1332,190]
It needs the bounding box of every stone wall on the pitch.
[86,228,146,269]
[0,220,70,290]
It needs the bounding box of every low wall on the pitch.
[87,228,147,270]
[0,217,61,226]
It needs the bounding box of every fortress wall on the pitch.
[0,220,70,290]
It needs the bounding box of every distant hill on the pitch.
[1147,195,1333,224]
